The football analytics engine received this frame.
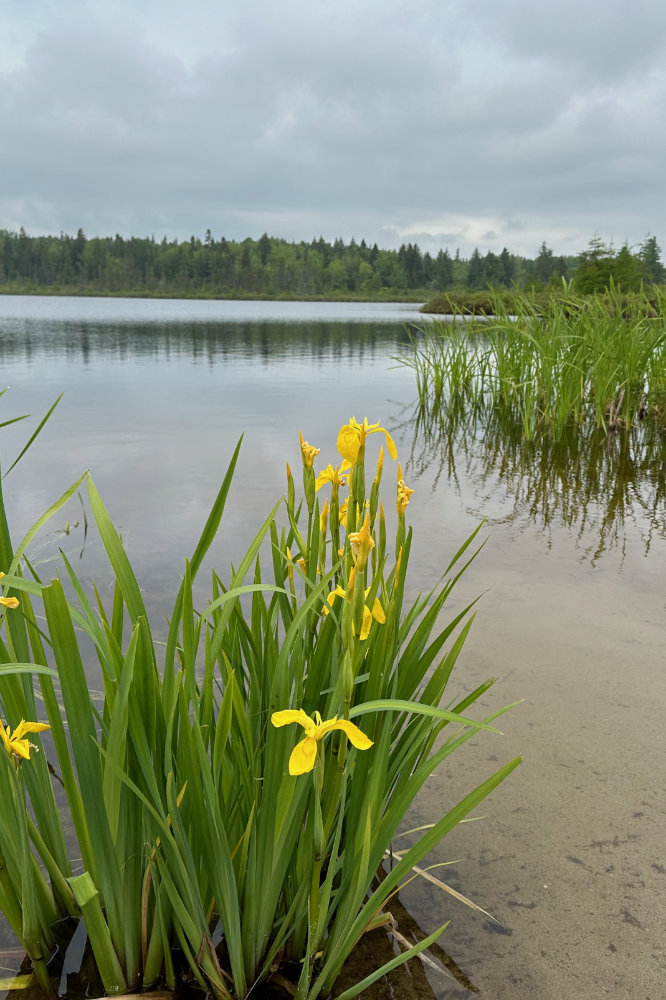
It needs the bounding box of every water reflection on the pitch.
[401,400,666,563]
[0,319,418,367]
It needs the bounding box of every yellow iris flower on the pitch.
[0,718,50,761]
[271,708,373,775]
[325,585,386,640]
[337,417,398,465]
[315,461,351,492]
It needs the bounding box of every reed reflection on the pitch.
[402,399,666,563]
[0,319,417,367]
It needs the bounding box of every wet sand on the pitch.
[377,520,666,1000]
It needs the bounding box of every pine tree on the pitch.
[638,235,665,284]
[434,249,453,289]
[613,243,642,292]
[466,248,483,289]
[498,247,515,287]
[573,236,615,293]
[534,242,554,284]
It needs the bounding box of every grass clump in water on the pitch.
[406,287,666,441]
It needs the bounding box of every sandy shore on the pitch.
[377,518,666,1000]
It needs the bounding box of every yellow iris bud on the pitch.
[348,510,374,568]
[299,430,320,469]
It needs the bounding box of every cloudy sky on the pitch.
[1,0,665,257]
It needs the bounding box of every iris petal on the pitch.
[371,598,385,624]
[289,737,318,775]
[383,430,398,461]
[12,720,50,740]
[271,709,311,730]
[324,719,374,750]
[11,739,32,760]
[337,425,361,463]
[359,606,372,640]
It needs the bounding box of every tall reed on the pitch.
[401,288,666,441]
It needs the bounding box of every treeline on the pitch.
[0,228,663,299]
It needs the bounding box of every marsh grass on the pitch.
[404,288,666,441]
[0,399,520,1000]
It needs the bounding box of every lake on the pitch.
[0,295,664,1000]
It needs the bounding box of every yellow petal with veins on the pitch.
[289,736,318,775]
[337,424,361,464]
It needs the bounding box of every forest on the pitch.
[0,228,663,300]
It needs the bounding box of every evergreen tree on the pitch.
[421,251,435,287]
[498,247,515,287]
[398,243,423,287]
[574,236,615,293]
[638,235,665,284]
[613,243,642,292]
[482,250,501,287]
[466,248,483,289]
[434,249,453,289]
[257,232,271,266]
[534,242,555,284]
[71,227,86,273]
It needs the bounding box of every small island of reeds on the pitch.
[401,287,666,441]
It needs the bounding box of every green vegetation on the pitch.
[398,289,666,442]
[0,229,443,301]
[574,235,665,294]
[0,400,519,999]
[422,284,666,317]
[1,228,664,302]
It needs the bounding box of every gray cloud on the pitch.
[1,0,665,257]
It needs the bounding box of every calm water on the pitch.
[1,296,664,1000]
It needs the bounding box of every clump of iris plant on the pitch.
[0,402,520,1000]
